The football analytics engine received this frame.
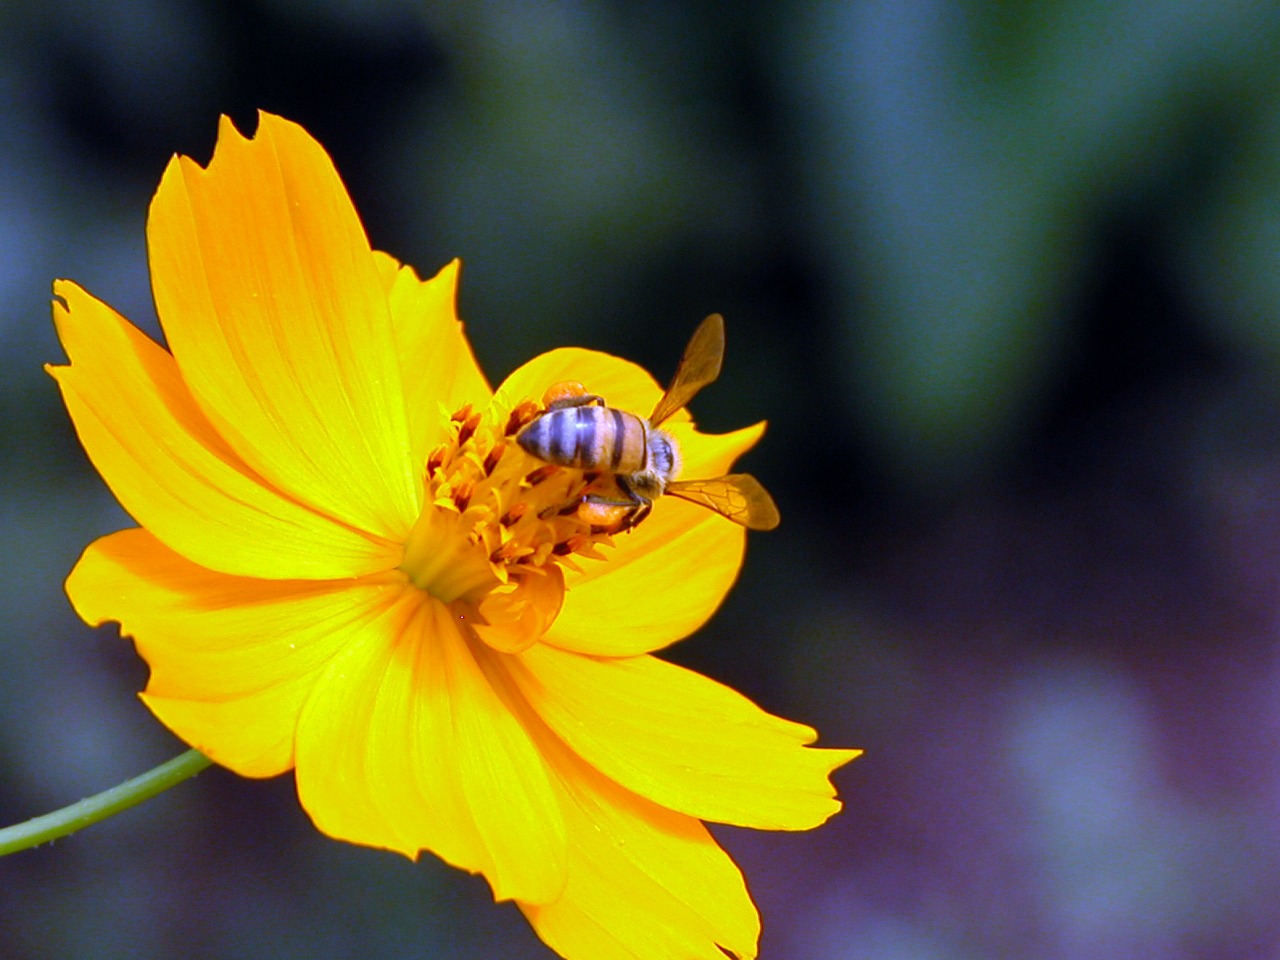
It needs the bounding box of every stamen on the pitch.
[505,401,540,436]
[483,442,506,477]
[452,478,475,514]
[457,413,481,446]
[426,446,447,478]
[489,540,529,563]
[524,464,560,487]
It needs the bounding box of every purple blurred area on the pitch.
[3,2,1280,958]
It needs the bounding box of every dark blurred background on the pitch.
[4,2,1280,958]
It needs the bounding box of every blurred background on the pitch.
[3,1,1280,957]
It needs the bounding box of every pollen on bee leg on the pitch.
[577,499,632,530]
[542,380,588,407]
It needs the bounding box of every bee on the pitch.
[515,314,780,531]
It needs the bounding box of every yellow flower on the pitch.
[48,113,858,960]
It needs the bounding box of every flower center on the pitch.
[397,401,620,652]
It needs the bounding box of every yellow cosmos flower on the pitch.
[48,112,857,960]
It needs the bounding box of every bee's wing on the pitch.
[649,314,725,427]
[665,473,780,530]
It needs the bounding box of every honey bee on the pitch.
[516,314,780,531]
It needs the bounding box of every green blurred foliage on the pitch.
[786,0,1280,481]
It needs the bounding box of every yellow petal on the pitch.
[494,345,684,427]
[521,741,760,960]
[373,253,493,471]
[511,644,858,830]
[147,112,419,541]
[66,528,404,776]
[294,592,567,903]
[142,686,311,779]
[49,281,398,579]
[470,565,565,654]
[546,501,745,655]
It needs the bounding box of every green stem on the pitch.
[0,749,214,855]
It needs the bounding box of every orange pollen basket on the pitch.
[397,401,616,608]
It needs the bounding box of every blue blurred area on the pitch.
[4,2,1280,958]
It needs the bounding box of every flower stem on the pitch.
[0,749,214,856]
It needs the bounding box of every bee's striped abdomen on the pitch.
[517,404,648,473]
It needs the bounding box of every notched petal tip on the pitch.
[148,103,422,543]
[50,278,74,312]
[510,646,858,833]
[210,110,288,153]
[47,279,401,579]
[219,112,243,142]
[518,740,761,960]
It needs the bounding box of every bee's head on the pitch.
[642,428,681,491]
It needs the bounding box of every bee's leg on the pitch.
[612,500,651,532]
[545,393,606,411]
[556,477,650,532]
[540,380,604,410]
[551,492,626,515]
[542,488,633,523]
[608,476,651,532]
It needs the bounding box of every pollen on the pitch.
[398,402,616,615]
